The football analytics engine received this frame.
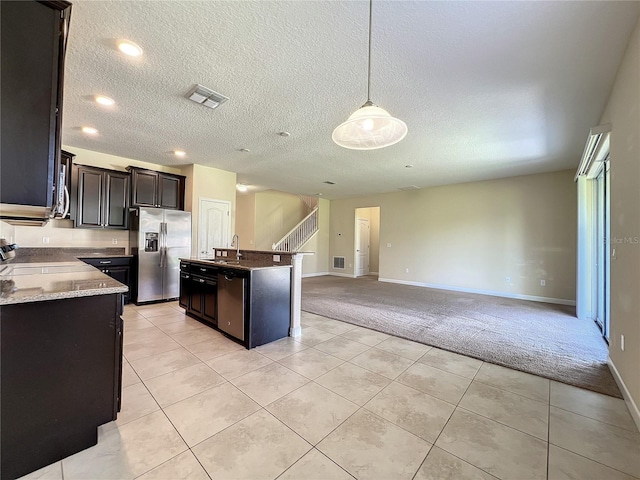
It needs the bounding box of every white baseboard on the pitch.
[329,272,357,278]
[369,271,379,275]
[377,278,576,306]
[608,357,640,432]
[289,325,302,338]
[302,272,330,278]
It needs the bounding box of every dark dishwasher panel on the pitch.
[217,271,246,341]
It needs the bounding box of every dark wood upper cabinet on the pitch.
[129,167,185,210]
[72,165,129,229]
[0,1,71,217]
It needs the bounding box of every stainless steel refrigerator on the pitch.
[130,207,191,304]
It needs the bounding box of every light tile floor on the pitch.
[20,304,640,480]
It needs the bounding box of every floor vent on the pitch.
[333,256,345,269]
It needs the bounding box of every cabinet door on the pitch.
[76,167,104,228]
[179,273,189,310]
[0,1,69,210]
[158,175,180,209]
[189,277,205,316]
[131,170,158,207]
[104,171,129,229]
[202,280,217,325]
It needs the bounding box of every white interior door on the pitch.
[198,198,230,257]
[355,218,370,277]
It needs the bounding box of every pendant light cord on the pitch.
[367,0,372,103]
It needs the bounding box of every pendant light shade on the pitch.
[333,0,407,150]
[332,102,408,150]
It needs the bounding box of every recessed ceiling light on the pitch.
[239,148,250,153]
[278,131,291,137]
[117,40,143,57]
[236,184,248,192]
[405,164,413,168]
[316,193,323,196]
[323,180,336,185]
[95,95,116,107]
[81,126,98,135]
[174,150,186,157]
[95,95,115,106]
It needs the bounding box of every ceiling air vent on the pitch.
[333,256,345,269]
[187,84,229,109]
[398,185,420,191]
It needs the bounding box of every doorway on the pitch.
[198,198,231,257]
[354,206,380,277]
[355,218,370,276]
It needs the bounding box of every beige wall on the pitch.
[302,198,330,275]
[235,192,256,247]
[599,18,640,415]
[182,164,237,256]
[329,170,577,302]
[63,146,183,174]
[253,191,307,251]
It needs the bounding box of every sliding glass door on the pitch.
[593,161,610,340]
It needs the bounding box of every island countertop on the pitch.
[0,261,128,305]
[182,257,293,272]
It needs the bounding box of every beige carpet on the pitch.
[302,276,621,398]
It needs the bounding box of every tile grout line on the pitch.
[418,359,505,480]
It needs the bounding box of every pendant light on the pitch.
[332,0,407,150]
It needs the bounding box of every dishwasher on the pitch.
[217,270,246,341]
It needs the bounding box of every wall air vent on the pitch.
[333,256,345,269]
[187,84,229,109]
[398,185,420,191]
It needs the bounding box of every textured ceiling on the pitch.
[62,1,640,199]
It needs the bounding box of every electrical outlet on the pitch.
[112,238,118,245]
[349,263,352,267]
[405,268,409,273]
[42,237,49,244]
[621,334,625,351]
[540,279,546,286]
[506,276,511,283]
[273,254,281,262]
[387,243,391,248]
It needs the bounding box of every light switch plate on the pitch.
[222,251,228,257]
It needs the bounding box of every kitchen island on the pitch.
[180,257,292,349]
[0,258,127,479]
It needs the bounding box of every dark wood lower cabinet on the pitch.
[0,294,123,479]
[81,257,132,304]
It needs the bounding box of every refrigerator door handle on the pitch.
[159,222,165,268]
[163,222,168,268]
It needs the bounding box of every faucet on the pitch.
[231,234,241,260]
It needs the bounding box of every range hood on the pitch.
[0,204,52,226]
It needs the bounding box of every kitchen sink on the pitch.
[209,259,241,265]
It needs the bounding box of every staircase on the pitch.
[272,195,319,252]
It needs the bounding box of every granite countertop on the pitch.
[0,261,128,305]
[2,247,131,265]
[183,257,293,271]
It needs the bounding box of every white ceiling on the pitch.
[62,1,640,199]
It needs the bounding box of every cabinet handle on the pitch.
[99,260,112,264]
[197,278,205,283]
[200,268,206,272]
